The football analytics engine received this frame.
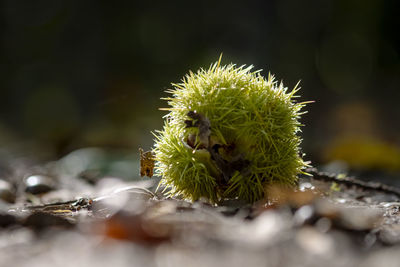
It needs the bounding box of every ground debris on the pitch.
[1,165,400,267]
[308,168,400,198]
[139,148,155,178]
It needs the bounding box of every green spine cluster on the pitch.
[153,58,309,203]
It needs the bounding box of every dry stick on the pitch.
[306,168,400,198]
[25,197,92,213]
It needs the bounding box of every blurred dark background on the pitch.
[0,0,399,173]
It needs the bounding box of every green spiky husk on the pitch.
[153,60,308,203]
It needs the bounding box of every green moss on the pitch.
[153,57,309,203]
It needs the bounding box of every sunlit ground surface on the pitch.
[1,146,400,267]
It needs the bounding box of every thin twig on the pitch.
[306,168,400,198]
[25,197,92,214]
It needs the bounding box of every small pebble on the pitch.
[299,182,315,192]
[0,179,16,203]
[337,207,383,231]
[378,224,400,245]
[293,205,314,226]
[295,226,334,255]
[315,217,332,233]
[24,175,55,195]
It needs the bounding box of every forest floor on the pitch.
[1,152,400,267]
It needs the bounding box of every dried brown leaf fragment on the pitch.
[139,148,155,178]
